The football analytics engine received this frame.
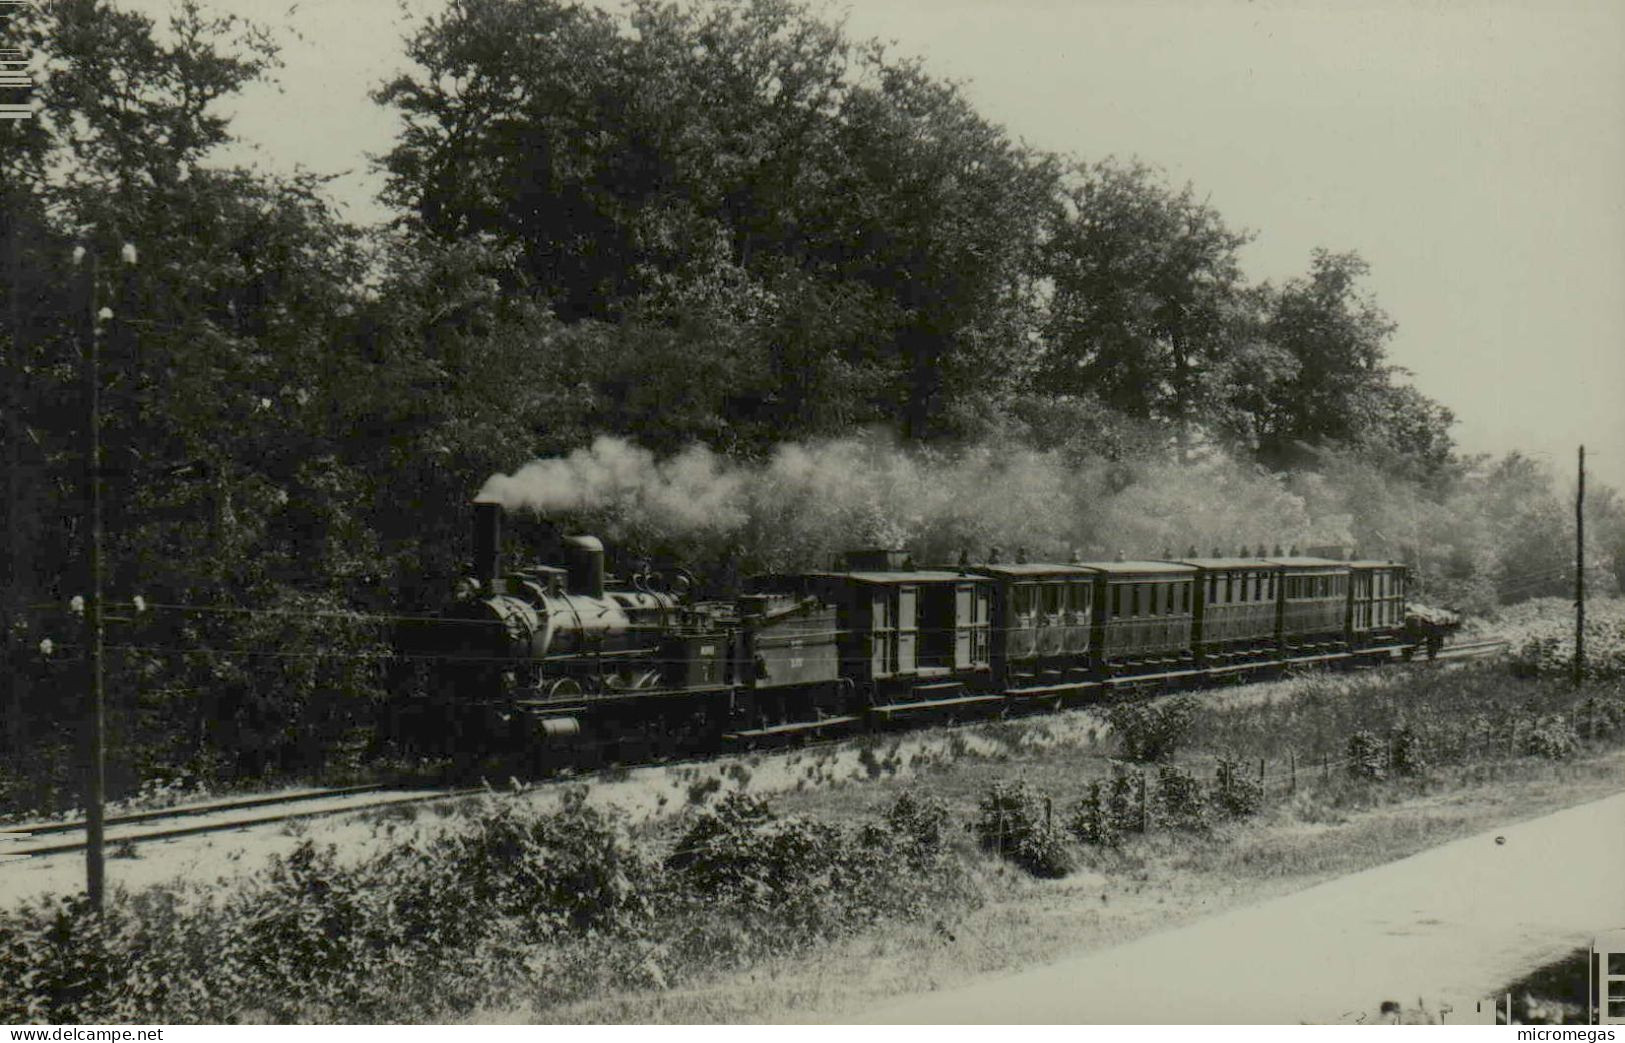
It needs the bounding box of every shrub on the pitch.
[1390,726,1427,776]
[1346,730,1387,780]
[667,793,827,904]
[1520,714,1579,760]
[1574,695,1625,740]
[863,790,952,870]
[1211,758,1264,818]
[1155,765,1209,831]
[1,788,984,1023]
[1505,609,1625,682]
[1108,696,1196,762]
[1067,781,1121,848]
[971,781,1073,878]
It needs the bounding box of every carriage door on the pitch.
[953,582,973,668]
[974,585,992,665]
[870,588,894,677]
[896,584,918,675]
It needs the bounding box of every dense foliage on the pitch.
[0,788,971,1022]
[0,0,1620,810]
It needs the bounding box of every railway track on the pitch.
[1,785,483,861]
[1424,636,1508,659]
[2,636,1510,863]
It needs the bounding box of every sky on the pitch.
[123,0,1625,491]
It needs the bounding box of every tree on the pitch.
[0,1,410,794]
[1250,249,1453,474]
[1036,160,1257,460]
[375,0,1061,445]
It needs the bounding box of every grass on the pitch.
[516,662,1625,1023]
[524,748,1625,1025]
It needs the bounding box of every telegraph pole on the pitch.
[74,244,106,911]
[4,195,21,755]
[74,239,137,912]
[1575,445,1585,689]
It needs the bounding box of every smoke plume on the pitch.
[477,433,1354,575]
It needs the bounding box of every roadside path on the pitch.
[867,788,1625,1024]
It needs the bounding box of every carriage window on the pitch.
[1042,583,1062,615]
[1178,584,1188,613]
[1014,584,1036,617]
[1251,573,1260,601]
[1113,585,1123,617]
[1131,585,1141,616]
[1208,575,1218,603]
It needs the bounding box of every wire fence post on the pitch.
[1289,751,1296,794]
[1138,771,1148,833]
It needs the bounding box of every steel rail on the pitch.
[3,787,485,860]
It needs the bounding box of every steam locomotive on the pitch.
[402,501,1412,763]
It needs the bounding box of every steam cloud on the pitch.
[477,434,1361,575]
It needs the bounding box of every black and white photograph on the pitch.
[2,0,1623,1028]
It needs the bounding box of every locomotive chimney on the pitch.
[472,500,503,593]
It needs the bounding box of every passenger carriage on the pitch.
[806,552,995,718]
[965,562,1097,689]
[1177,554,1282,664]
[1087,561,1197,673]
[1346,559,1407,651]
[1269,555,1351,653]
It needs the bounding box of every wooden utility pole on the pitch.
[1575,445,1585,689]
[3,197,21,755]
[75,244,106,911]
